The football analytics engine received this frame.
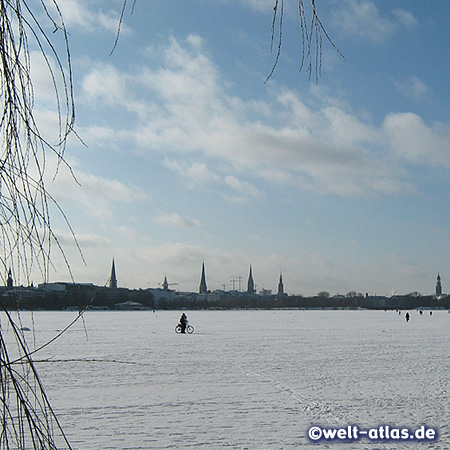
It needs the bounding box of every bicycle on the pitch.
[175,323,194,334]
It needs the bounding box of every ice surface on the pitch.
[3,309,450,449]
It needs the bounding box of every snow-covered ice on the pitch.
[5,309,450,449]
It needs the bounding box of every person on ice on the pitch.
[179,313,188,333]
[405,312,410,322]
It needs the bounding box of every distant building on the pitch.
[6,268,13,288]
[109,259,118,289]
[277,272,284,301]
[436,273,442,296]
[151,286,175,306]
[361,294,389,309]
[199,262,207,294]
[38,282,71,292]
[247,265,255,294]
[260,288,272,297]
[115,301,144,310]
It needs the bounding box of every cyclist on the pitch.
[179,313,188,333]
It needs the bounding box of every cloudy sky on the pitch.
[29,0,449,296]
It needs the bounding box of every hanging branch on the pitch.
[266,0,345,82]
[0,2,82,449]
[110,0,137,56]
[0,302,73,449]
[0,0,81,286]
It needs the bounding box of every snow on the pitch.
[4,309,450,449]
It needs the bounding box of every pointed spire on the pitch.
[247,265,255,294]
[199,262,207,294]
[109,259,117,289]
[162,275,169,290]
[277,271,284,299]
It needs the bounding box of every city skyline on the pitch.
[67,260,450,298]
[20,1,450,297]
[5,257,445,300]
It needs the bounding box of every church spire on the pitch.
[277,272,284,300]
[436,272,442,296]
[109,259,117,289]
[247,265,255,294]
[199,262,207,294]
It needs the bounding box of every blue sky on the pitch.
[31,0,449,296]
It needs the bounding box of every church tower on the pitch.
[6,268,13,288]
[436,273,442,296]
[247,265,255,294]
[199,262,207,294]
[277,272,284,301]
[162,275,169,290]
[109,259,118,289]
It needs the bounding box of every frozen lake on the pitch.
[4,309,450,449]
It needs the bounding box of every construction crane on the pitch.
[159,276,179,290]
[230,275,243,291]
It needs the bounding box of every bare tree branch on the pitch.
[267,0,344,82]
[0,0,81,287]
[0,2,81,448]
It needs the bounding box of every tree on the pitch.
[346,291,363,298]
[0,0,80,287]
[0,3,78,448]
[408,291,422,297]
[317,291,330,298]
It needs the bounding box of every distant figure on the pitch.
[179,313,188,333]
[405,312,410,322]
[419,310,423,315]
[430,311,433,316]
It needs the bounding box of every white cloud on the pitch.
[333,0,417,43]
[164,160,221,189]
[224,176,265,202]
[44,156,147,222]
[334,0,396,42]
[55,230,112,248]
[77,35,446,198]
[163,160,265,203]
[152,213,201,229]
[392,8,418,28]
[29,51,62,106]
[384,113,450,167]
[187,34,204,49]
[45,0,130,35]
[81,63,146,117]
[394,76,432,102]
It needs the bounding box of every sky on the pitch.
[25,0,450,297]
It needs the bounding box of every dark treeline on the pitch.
[1,285,450,311]
[177,293,450,311]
